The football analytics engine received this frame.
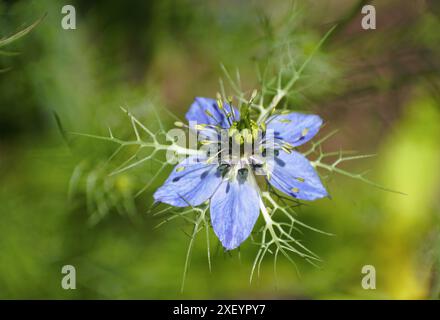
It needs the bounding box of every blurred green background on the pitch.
[1,0,440,299]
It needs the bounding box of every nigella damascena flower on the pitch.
[154,97,328,250]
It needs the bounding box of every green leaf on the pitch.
[0,13,46,49]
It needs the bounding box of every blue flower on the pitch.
[154,97,327,250]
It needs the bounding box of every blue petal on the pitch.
[266,112,322,147]
[267,150,328,201]
[210,176,260,250]
[154,156,223,207]
[185,97,239,128]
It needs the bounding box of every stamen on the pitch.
[216,93,233,126]
[200,140,214,145]
[194,124,207,131]
[206,110,222,126]
[206,148,225,164]
[281,145,292,154]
